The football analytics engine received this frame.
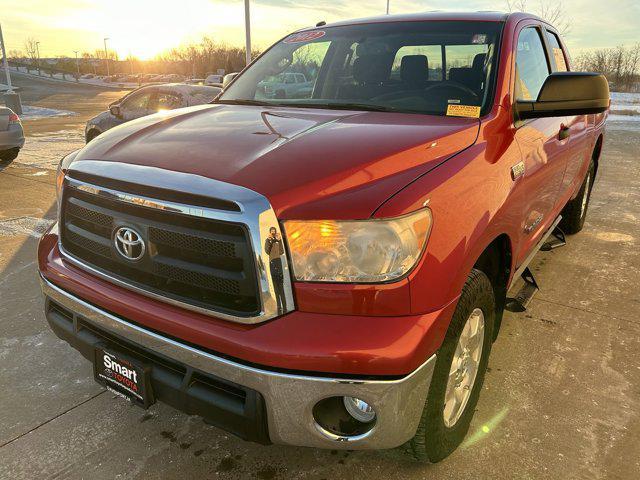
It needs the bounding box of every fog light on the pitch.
[343,396,376,423]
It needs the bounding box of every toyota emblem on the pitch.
[114,226,145,261]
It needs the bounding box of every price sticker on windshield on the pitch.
[446,104,481,118]
[284,31,326,44]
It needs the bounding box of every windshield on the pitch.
[220,21,503,116]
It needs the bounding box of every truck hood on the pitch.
[74,104,479,219]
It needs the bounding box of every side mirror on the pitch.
[515,72,609,120]
[109,105,122,118]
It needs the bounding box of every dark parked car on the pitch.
[84,84,222,142]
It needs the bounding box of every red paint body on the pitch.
[38,12,607,376]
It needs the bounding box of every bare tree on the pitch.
[7,49,23,61]
[161,36,253,78]
[575,43,640,92]
[23,37,39,65]
[506,0,571,36]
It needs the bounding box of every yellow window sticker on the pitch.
[446,104,481,118]
[553,47,567,72]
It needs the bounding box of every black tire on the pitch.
[559,158,595,234]
[405,269,495,463]
[85,129,101,143]
[0,147,20,162]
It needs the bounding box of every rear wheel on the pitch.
[559,158,595,234]
[0,147,20,162]
[405,269,495,462]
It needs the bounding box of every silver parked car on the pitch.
[84,84,222,142]
[0,107,24,162]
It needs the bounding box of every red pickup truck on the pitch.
[38,12,608,462]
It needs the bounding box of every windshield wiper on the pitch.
[213,99,399,113]
[284,102,398,112]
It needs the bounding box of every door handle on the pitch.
[559,124,571,140]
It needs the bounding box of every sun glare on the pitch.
[51,0,244,60]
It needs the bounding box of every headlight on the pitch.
[56,163,65,202]
[56,150,80,205]
[284,208,432,283]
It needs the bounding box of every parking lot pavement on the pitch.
[1,74,639,478]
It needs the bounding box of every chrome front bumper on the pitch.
[40,275,436,449]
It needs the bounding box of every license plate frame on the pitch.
[94,346,154,409]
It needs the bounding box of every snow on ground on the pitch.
[16,130,85,170]
[0,216,55,238]
[610,92,640,117]
[20,105,77,120]
[9,67,138,90]
[609,92,640,130]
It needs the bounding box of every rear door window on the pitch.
[445,44,489,79]
[545,31,568,72]
[391,45,443,81]
[515,27,551,101]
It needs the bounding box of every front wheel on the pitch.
[85,129,101,143]
[405,269,495,462]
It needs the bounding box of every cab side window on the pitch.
[122,90,154,113]
[156,92,182,110]
[546,31,568,72]
[515,27,550,101]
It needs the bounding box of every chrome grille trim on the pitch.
[59,160,295,324]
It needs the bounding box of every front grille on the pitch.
[60,185,260,317]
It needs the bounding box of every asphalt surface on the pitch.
[1,74,639,480]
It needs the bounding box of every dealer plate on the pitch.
[94,347,154,408]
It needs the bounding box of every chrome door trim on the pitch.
[60,160,295,324]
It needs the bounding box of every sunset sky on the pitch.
[2,0,639,60]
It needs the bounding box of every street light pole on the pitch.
[244,0,251,66]
[36,41,41,75]
[0,23,13,92]
[74,50,80,80]
[386,0,390,14]
[103,37,110,76]
[1,23,22,114]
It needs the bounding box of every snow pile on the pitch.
[20,105,77,120]
[0,216,55,239]
[16,130,85,170]
[610,92,640,121]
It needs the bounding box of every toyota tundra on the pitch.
[38,12,609,462]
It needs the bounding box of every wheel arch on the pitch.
[85,128,102,143]
[470,233,513,340]
[592,134,604,177]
